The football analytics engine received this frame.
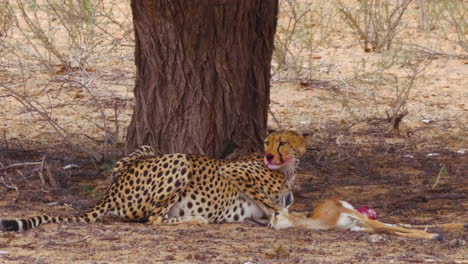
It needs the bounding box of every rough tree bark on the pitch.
[126,0,278,158]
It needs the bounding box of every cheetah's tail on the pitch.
[0,197,112,232]
[128,145,156,158]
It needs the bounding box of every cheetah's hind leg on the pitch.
[147,202,209,225]
[145,154,194,225]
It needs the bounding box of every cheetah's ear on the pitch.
[282,192,294,209]
[302,131,311,145]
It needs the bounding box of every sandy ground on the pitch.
[0,146,466,264]
[0,220,465,264]
[0,0,467,263]
[0,162,466,264]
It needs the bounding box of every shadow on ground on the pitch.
[0,133,466,263]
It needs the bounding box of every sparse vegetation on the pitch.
[0,1,12,37]
[420,0,468,54]
[1,0,132,162]
[272,0,338,80]
[1,0,465,158]
[331,48,432,133]
[336,0,413,52]
[0,1,466,262]
[5,0,132,70]
[270,0,466,140]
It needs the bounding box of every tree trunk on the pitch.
[126,0,278,158]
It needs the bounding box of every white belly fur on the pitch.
[168,194,266,223]
[339,200,355,210]
[337,200,360,230]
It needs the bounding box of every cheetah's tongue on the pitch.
[266,163,283,170]
[264,157,284,170]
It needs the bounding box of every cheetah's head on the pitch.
[263,130,309,171]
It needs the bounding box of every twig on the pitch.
[0,162,42,171]
[72,66,108,160]
[38,155,46,185]
[15,169,30,184]
[0,84,102,160]
[0,233,15,247]
[406,44,468,59]
[431,164,446,189]
[0,176,19,202]
[268,107,283,130]
[111,100,120,160]
[46,165,59,190]
[386,109,409,133]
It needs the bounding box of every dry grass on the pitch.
[418,0,468,53]
[1,0,133,161]
[0,0,466,162]
[336,0,413,52]
[270,0,466,146]
[0,2,466,263]
[0,1,12,37]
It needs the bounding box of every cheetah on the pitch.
[0,130,309,232]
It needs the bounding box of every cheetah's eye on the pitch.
[264,141,269,145]
[279,141,286,147]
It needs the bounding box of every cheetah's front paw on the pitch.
[189,215,209,225]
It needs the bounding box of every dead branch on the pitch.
[0,176,19,202]
[268,107,283,130]
[46,165,59,190]
[0,233,15,247]
[15,169,30,184]
[0,161,42,171]
[38,155,46,185]
[111,100,120,160]
[386,109,409,133]
[0,84,102,160]
[431,164,446,189]
[73,66,109,160]
[407,44,468,59]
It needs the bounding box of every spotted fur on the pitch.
[0,130,308,231]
